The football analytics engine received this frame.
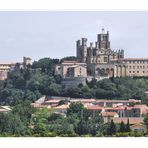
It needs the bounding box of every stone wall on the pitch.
[61,77,86,88]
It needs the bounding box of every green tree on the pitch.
[60,56,77,63]
[144,115,148,132]
[32,108,52,136]
[12,101,35,126]
[119,121,126,133]
[74,119,89,136]
[0,112,27,136]
[7,71,26,89]
[107,120,116,136]
[67,102,84,116]
[126,119,130,132]
[65,87,82,98]
[47,83,62,96]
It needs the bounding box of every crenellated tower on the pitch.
[76,28,124,65]
[76,38,88,63]
[97,28,110,49]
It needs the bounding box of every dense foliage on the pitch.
[0,57,148,106]
[0,102,147,137]
[0,57,148,136]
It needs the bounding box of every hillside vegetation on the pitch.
[0,57,148,137]
[0,57,148,106]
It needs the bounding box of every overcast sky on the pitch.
[0,11,148,62]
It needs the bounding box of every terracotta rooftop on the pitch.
[87,105,135,111]
[0,62,16,65]
[53,104,69,110]
[134,104,148,108]
[50,104,58,107]
[62,60,77,63]
[106,106,130,111]
[87,105,103,110]
[44,100,61,103]
[112,117,144,124]
[130,123,146,128]
[101,111,118,117]
[70,99,96,103]
[96,99,140,103]
[111,58,148,61]
[62,61,86,65]
[123,58,148,61]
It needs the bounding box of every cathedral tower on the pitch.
[76,38,88,63]
[97,28,110,49]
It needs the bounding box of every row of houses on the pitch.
[31,96,147,118]
[31,96,148,133]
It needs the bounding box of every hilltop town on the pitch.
[0,28,148,136]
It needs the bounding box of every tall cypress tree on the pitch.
[126,119,130,132]
[107,120,116,136]
[119,121,126,133]
[110,119,116,135]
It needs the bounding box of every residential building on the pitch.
[0,57,32,80]
[55,60,87,87]
[111,117,144,124]
[100,111,119,123]
[130,123,147,133]
[95,99,141,107]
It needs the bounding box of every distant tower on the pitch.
[76,38,88,63]
[118,49,124,59]
[23,57,32,68]
[97,28,110,49]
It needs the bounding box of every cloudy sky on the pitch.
[0,11,148,62]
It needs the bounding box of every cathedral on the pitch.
[76,28,148,78]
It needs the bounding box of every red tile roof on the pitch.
[111,58,148,61]
[123,58,148,61]
[112,117,144,124]
[130,123,146,128]
[96,99,140,103]
[44,100,60,103]
[134,104,148,108]
[101,111,118,117]
[70,99,96,103]
[87,105,135,111]
[62,60,77,63]
[53,104,69,110]
[50,104,58,107]
[87,105,103,110]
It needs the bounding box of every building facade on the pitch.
[76,28,148,78]
[55,61,87,78]
[55,61,87,87]
[0,63,16,80]
[0,57,32,80]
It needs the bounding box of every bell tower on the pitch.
[97,28,110,49]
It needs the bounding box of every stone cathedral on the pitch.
[76,28,148,78]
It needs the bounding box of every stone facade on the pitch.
[0,63,16,80]
[55,61,87,78]
[55,61,87,87]
[111,58,148,77]
[130,124,147,133]
[0,57,32,80]
[61,77,86,88]
[76,28,148,78]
